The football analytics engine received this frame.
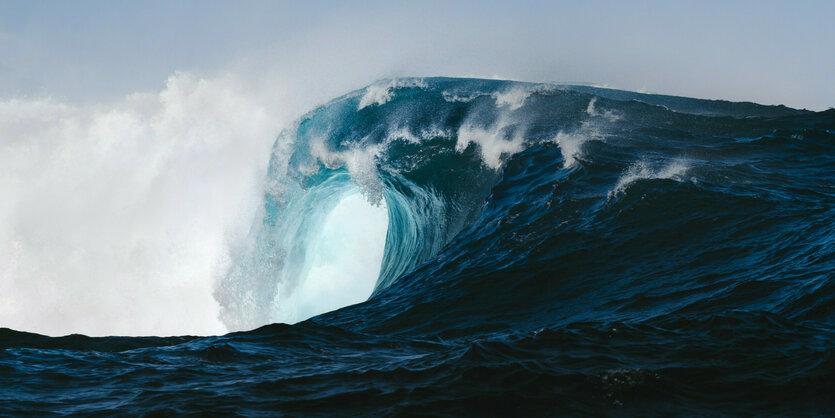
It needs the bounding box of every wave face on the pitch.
[3,77,834,415]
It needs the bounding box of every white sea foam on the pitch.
[441,91,482,103]
[358,78,428,110]
[586,97,621,122]
[492,84,554,110]
[550,124,601,169]
[609,160,689,199]
[552,130,588,169]
[0,72,277,336]
[386,126,452,144]
[493,88,531,110]
[386,127,421,144]
[550,98,620,169]
[308,136,386,205]
[457,118,525,169]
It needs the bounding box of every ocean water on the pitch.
[2,77,834,415]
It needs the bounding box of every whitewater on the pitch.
[1,77,834,415]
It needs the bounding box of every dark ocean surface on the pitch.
[2,78,834,415]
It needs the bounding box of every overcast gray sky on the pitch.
[0,0,832,110]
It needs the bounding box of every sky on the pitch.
[1,0,833,110]
[0,0,832,337]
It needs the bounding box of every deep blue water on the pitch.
[3,78,834,415]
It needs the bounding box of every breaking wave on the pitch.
[3,77,834,414]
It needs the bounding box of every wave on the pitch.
[0,73,275,336]
[215,77,833,334]
[2,77,834,414]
